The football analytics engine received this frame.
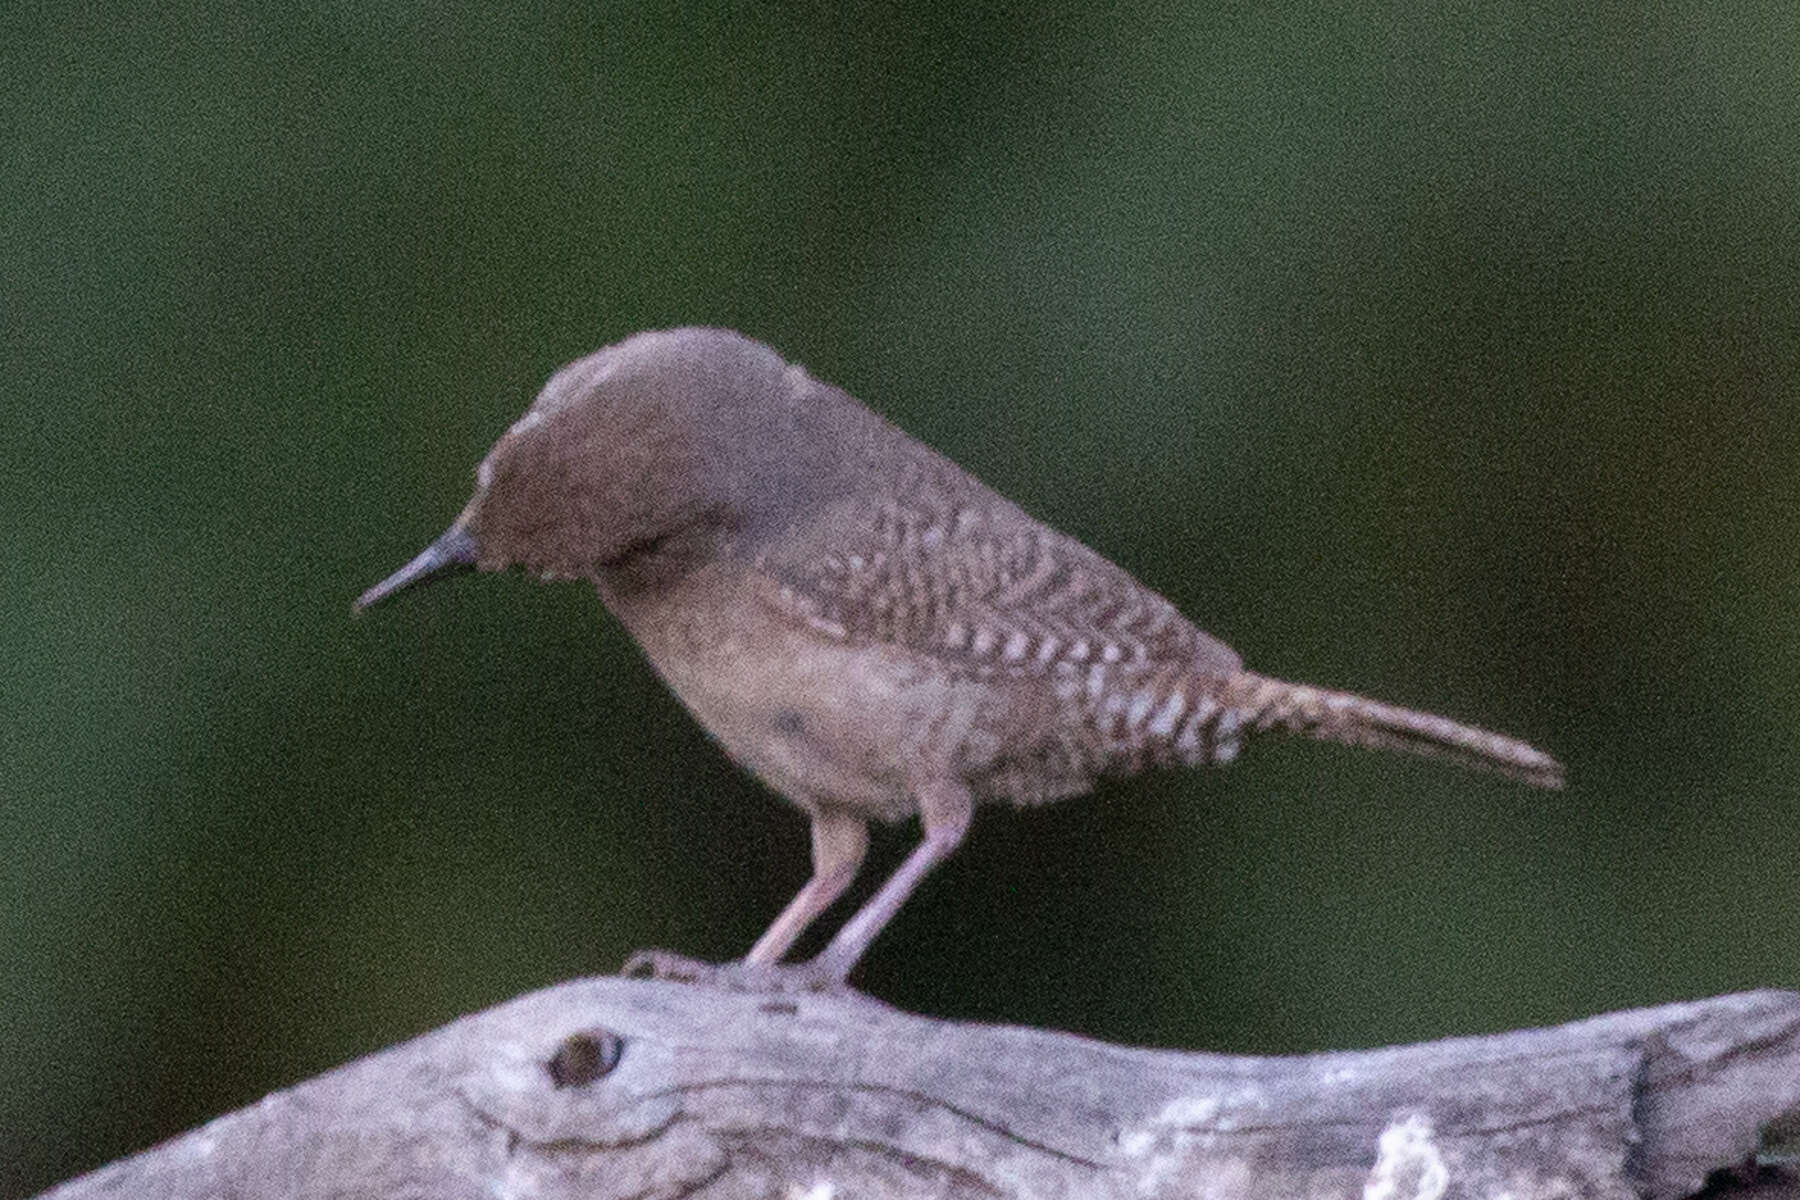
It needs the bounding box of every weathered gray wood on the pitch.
[36,982,1800,1199]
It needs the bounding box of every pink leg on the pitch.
[745,808,868,966]
[810,779,973,982]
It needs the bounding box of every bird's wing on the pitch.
[755,484,1242,682]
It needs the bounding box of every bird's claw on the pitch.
[620,948,854,995]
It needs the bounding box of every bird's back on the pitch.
[732,366,1263,807]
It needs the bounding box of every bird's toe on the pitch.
[619,948,859,995]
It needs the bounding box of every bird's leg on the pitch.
[745,807,869,965]
[808,778,973,983]
[621,807,866,989]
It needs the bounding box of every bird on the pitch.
[355,326,1563,985]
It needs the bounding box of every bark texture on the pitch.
[36,981,1800,1199]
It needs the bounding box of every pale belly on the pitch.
[598,570,988,824]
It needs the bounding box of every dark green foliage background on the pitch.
[5,4,1797,1193]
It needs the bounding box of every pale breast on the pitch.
[595,562,999,824]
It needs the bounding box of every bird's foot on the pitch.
[620,948,853,994]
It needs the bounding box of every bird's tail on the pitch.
[1220,672,1565,789]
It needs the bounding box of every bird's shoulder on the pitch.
[751,462,1241,680]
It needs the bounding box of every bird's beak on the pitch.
[353,524,479,615]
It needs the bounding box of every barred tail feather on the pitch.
[1225,672,1565,789]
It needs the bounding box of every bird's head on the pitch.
[355,327,851,612]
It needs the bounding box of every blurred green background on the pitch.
[5,2,1798,1193]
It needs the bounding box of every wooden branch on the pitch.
[36,981,1800,1199]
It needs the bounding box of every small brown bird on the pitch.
[357,327,1562,983]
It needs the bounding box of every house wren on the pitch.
[356,327,1563,983]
